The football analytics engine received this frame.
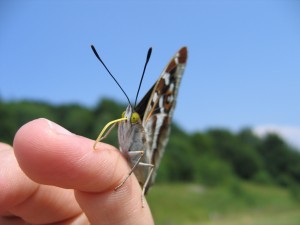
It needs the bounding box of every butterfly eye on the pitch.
[121,111,126,118]
[131,112,140,123]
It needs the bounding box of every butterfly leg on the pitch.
[114,150,145,190]
[138,162,154,207]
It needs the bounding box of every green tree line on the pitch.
[1,98,300,189]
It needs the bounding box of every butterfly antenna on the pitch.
[134,47,152,108]
[91,45,132,107]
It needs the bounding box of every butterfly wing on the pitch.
[135,47,188,189]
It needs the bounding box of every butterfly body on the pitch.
[118,105,151,186]
[116,47,188,194]
[92,45,187,199]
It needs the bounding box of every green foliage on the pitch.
[157,126,195,182]
[148,182,300,225]
[252,170,274,185]
[193,154,234,186]
[56,104,94,135]
[259,133,300,186]
[0,100,56,144]
[206,129,263,179]
[1,98,300,190]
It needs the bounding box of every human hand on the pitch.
[0,118,154,225]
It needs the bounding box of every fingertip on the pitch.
[13,118,124,192]
[13,118,74,177]
[14,118,74,149]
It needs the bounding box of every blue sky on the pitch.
[1,1,300,147]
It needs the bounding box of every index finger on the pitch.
[13,118,154,225]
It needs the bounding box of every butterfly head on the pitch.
[122,105,141,124]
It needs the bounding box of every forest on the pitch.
[1,98,300,191]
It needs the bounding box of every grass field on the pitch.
[147,182,300,225]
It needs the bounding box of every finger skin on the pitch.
[0,143,37,214]
[0,143,84,224]
[14,118,154,225]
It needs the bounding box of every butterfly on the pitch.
[91,46,188,205]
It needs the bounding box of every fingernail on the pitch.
[45,119,74,135]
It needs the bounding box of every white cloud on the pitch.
[253,125,300,151]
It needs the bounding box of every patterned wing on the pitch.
[135,47,188,188]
